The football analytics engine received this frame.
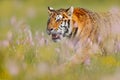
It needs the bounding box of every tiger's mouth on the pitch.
[51,34,61,42]
[52,34,60,39]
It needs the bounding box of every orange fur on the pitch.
[47,7,120,65]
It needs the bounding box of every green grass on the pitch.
[0,0,120,80]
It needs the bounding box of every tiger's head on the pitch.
[46,6,74,42]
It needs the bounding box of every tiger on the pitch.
[46,6,120,65]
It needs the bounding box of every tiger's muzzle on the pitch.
[46,28,62,42]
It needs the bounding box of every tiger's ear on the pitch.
[48,6,54,14]
[66,6,74,16]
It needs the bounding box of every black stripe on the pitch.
[73,27,78,37]
[68,20,70,28]
[64,20,70,33]
[68,32,72,38]
[65,20,67,26]
[63,19,71,37]
[67,20,72,38]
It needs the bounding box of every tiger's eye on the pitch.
[55,15,63,22]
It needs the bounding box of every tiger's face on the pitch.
[47,7,74,42]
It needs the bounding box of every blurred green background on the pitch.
[0,0,120,80]
[0,0,120,33]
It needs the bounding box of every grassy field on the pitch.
[0,0,120,80]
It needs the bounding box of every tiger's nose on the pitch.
[46,28,53,35]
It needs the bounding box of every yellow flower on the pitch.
[0,70,12,80]
[101,56,118,67]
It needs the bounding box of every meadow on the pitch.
[0,0,120,80]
